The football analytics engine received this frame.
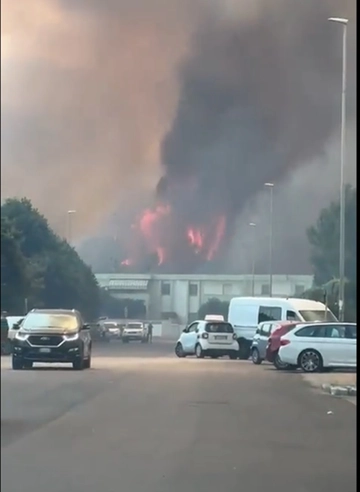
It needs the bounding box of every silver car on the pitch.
[250,321,281,364]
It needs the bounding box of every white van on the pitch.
[228,297,337,359]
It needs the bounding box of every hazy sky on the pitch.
[1,0,356,272]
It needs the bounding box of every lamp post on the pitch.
[67,210,76,244]
[328,17,348,322]
[249,222,256,296]
[264,183,274,297]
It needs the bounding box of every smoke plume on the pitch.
[1,0,356,272]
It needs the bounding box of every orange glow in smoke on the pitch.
[139,205,170,265]
[121,204,226,267]
[187,227,204,253]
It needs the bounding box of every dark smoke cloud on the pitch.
[158,0,356,243]
[1,0,356,273]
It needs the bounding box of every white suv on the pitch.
[122,322,149,343]
[175,320,238,359]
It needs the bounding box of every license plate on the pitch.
[215,336,227,340]
[39,348,51,353]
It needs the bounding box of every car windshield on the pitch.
[205,322,233,333]
[22,313,78,331]
[299,310,337,322]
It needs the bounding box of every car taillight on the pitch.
[201,332,209,339]
[280,339,290,346]
[232,333,237,340]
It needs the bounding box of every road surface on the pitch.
[1,341,356,492]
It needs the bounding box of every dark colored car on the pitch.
[266,321,300,369]
[12,309,92,370]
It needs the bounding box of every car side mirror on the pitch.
[183,328,188,333]
[82,324,90,330]
[13,323,21,330]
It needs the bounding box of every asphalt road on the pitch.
[1,340,356,492]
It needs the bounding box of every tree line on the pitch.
[1,198,100,320]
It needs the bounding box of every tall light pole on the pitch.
[264,183,274,297]
[328,17,348,322]
[67,210,76,244]
[249,222,256,296]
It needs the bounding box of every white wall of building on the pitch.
[95,273,314,324]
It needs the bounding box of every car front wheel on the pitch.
[73,357,84,370]
[12,356,24,370]
[175,342,186,358]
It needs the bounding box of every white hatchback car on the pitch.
[175,320,239,359]
[278,322,356,372]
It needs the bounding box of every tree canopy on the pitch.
[198,298,229,321]
[306,186,356,321]
[1,198,100,320]
[307,185,356,285]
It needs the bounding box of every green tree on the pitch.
[307,185,356,285]
[1,217,29,313]
[198,298,229,321]
[306,186,356,321]
[1,198,100,320]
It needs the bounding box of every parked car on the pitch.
[122,321,149,343]
[278,322,356,373]
[175,319,238,359]
[251,320,296,364]
[12,308,92,370]
[103,321,122,339]
[265,321,300,369]
[228,297,336,360]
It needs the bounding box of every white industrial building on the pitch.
[95,273,313,324]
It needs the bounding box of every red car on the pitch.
[266,321,300,370]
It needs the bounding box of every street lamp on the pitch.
[264,183,274,297]
[67,210,76,244]
[249,223,256,296]
[328,17,348,322]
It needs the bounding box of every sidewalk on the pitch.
[302,372,357,405]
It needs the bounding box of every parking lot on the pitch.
[1,340,356,492]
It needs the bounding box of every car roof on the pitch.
[27,309,79,315]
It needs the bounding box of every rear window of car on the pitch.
[205,322,233,333]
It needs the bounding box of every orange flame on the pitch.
[121,203,226,267]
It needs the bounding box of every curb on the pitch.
[322,383,357,397]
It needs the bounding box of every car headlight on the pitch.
[64,333,79,341]
[15,332,29,341]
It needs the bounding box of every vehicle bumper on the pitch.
[122,335,144,341]
[201,341,239,353]
[277,348,295,365]
[12,342,82,363]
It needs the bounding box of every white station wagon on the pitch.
[278,322,356,372]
